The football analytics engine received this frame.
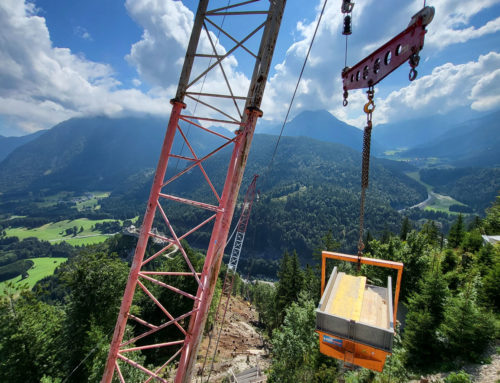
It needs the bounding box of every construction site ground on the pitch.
[195,295,269,382]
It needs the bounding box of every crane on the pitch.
[102,0,435,380]
[101,2,286,382]
[201,174,259,382]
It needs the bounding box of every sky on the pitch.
[0,0,499,136]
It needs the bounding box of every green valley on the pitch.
[0,257,67,294]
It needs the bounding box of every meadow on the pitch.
[0,257,67,295]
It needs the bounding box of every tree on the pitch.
[275,250,304,324]
[483,193,500,234]
[448,214,465,248]
[461,228,483,253]
[440,280,497,362]
[0,292,65,382]
[479,260,500,311]
[251,281,278,333]
[302,264,320,302]
[400,216,411,241]
[421,220,440,246]
[402,261,449,371]
[268,293,338,382]
[62,252,129,382]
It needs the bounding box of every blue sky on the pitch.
[0,0,499,136]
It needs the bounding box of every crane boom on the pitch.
[201,175,259,382]
[101,2,286,383]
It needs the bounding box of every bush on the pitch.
[0,259,34,282]
[445,371,471,383]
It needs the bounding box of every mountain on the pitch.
[374,115,455,150]
[263,110,384,155]
[0,115,225,194]
[0,115,427,258]
[403,111,500,167]
[0,130,46,162]
[372,109,487,150]
[102,133,427,257]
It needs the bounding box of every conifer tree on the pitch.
[483,193,500,234]
[403,259,449,370]
[448,214,465,248]
[440,280,497,362]
[400,216,411,241]
[421,220,440,246]
[276,250,292,323]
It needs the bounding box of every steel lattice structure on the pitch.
[102,1,286,382]
[201,174,259,382]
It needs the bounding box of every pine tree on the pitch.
[276,250,292,324]
[448,214,465,248]
[402,260,449,370]
[483,193,500,234]
[440,280,497,362]
[400,216,411,241]
[421,220,440,246]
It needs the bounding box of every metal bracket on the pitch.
[342,6,434,91]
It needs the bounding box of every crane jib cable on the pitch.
[264,0,329,178]
[202,1,329,380]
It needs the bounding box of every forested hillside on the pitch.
[420,167,500,212]
[0,116,428,263]
[1,193,498,383]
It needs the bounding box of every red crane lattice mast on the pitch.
[201,174,259,381]
[101,1,286,382]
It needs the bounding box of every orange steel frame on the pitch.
[321,251,403,326]
[318,251,403,372]
[316,330,390,372]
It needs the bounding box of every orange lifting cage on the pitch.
[316,251,403,372]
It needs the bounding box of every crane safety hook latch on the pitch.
[363,99,375,114]
[342,6,435,91]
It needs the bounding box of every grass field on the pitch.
[424,192,466,214]
[405,171,469,214]
[0,257,67,295]
[5,218,118,246]
[405,171,433,192]
[75,192,110,211]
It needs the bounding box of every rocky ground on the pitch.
[411,343,500,383]
[194,295,270,382]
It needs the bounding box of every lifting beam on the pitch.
[342,6,434,91]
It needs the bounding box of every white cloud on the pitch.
[260,0,500,129]
[375,51,500,123]
[1,0,498,136]
[74,26,92,41]
[125,0,194,88]
[0,0,170,135]
[426,0,500,48]
[125,0,257,124]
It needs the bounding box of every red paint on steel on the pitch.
[342,19,426,90]
[175,109,262,383]
[101,101,185,383]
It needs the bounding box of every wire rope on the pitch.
[202,0,330,380]
[263,0,329,180]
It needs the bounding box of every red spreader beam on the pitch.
[342,6,434,90]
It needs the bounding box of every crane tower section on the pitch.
[102,1,286,383]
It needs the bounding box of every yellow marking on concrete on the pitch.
[327,274,366,321]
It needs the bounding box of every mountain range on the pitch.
[403,110,500,168]
[0,130,46,162]
[262,109,384,154]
